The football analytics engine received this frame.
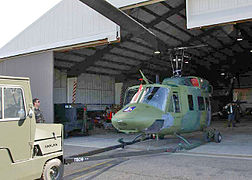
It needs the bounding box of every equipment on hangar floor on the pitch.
[112,46,222,143]
[0,75,218,180]
[54,103,88,137]
[0,75,63,180]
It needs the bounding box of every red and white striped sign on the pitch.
[72,80,77,103]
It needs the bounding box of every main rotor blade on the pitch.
[168,44,208,51]
[79,0,160,51]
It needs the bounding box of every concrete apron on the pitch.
[64,118,252,158]
[185,119,252,159]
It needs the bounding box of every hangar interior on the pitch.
[0,0,252,130]
[53,0,252,120]
[1,1,252,179]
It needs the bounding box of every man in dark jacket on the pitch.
[225,102,236,127]
[33,98,45,123]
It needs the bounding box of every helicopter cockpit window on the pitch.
[139,87,169,112]
[124,88,139,106]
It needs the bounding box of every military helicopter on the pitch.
[112,45,222,143]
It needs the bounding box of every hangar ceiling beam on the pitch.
[108,52,168,69]
[114,46,170,67]
[100,59,135,67]
[85,70,118,77]
[137,15,222,61]
[116,23,221,80]
[55,65,70,71]
[79,0,166,51]
[160,2,231,58]
[68,49,168,75]
[67,45,114,76]
[67,34,134,76]
[146,6,231,58]
[89,64,129,72]
[221,28,242,52]
[161,2,185,18]
[55,58,77,64]
[146,3,185,28]
[199,40,242,66]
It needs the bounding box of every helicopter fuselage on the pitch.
[112,76,212,136]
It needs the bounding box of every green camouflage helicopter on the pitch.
[112,46,222,143]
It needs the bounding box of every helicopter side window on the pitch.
[188,95,194,111]
[168,96,174,112]
[172,92,180,113]
[205,97,210,110]
[197,96,205,111]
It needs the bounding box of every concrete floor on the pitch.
[63,117,252,180]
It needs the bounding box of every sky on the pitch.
[0,0,61,49]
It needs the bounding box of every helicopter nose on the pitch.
[112,104,164,133]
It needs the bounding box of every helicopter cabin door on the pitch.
[167,89,182,128]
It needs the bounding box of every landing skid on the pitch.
[65,127,223,165]
[174,133,203,150]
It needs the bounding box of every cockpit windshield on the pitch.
[139,87,169,111]
[124,86,169,112]
[123,87,140,106]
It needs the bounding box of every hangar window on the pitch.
[197,96,205,111]
[4,88,26,119]
[188,95,194,111]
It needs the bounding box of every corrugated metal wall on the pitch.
[76,74,115,111]
[0,52,54,123]
[115,83,123,104]
[54,69,67,103]
[53,70,115,111]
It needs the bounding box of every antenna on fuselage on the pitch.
[139,70,150,84]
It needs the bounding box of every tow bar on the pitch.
[64,134,204,165]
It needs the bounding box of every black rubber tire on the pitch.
[204,132,211,142]
[42,158,64,180]
[214,132,222,143]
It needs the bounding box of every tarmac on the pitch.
[63,117,252,180]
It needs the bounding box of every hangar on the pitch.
[1,0,252,122]
[1,0,252,179]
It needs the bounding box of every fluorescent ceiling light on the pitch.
[154,50,160,54]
